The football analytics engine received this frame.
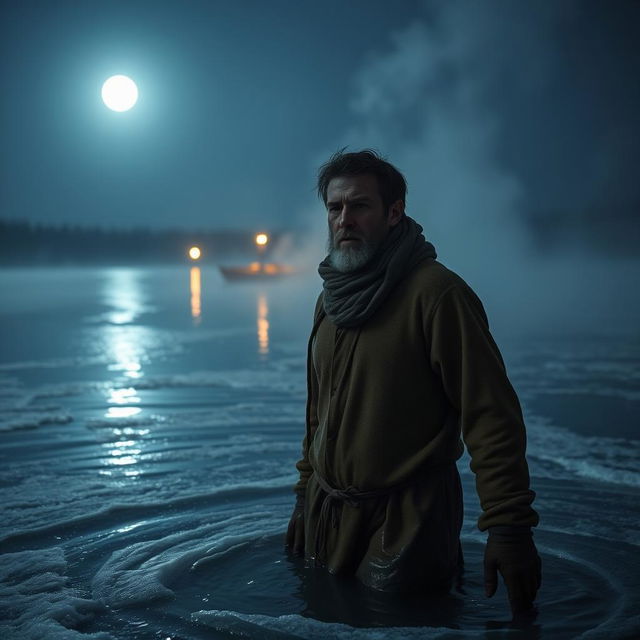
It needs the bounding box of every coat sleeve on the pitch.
[428,284,539,530]
[293,295,323,497]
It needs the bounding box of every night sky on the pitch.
[1,1,639,253]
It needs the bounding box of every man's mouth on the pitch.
[338,236,361,244]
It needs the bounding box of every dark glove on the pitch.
[484,526,542,616]
[285,494,305,556]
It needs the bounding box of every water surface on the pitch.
[0,267,638,639]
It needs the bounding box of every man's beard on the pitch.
[327,231,379,273]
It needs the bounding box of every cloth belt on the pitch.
[311,470,413,566]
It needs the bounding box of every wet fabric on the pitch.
[306,464,464,592]
[310,467,421,571]
[295,258,538,590]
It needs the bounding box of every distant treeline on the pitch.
[0,220,286,265]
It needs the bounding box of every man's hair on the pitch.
[316,148,407,213]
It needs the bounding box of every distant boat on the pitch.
[218,262,299,281]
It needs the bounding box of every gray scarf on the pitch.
[318,215,437,328]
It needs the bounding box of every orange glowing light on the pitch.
[257,293,269,355]
[190,266,201,321]
[255,233,269,247]
[189,246,202,261]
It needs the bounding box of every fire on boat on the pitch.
[219,261,298,281]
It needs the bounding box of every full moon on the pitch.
[101,75,138,112]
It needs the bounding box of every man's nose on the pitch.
[337,206,354,227]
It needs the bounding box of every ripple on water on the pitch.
[151,533,635,639]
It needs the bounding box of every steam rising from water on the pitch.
[298,2,639,336]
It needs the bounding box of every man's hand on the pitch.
[484,527,542,617]
[285,495,305,556]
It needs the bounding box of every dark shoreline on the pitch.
[0,219,297,266]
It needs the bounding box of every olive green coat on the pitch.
[295,258,538,588]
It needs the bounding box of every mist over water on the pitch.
[303,1,640,338]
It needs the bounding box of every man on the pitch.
[286,149,541,617]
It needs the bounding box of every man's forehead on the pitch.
[326,175,380,202]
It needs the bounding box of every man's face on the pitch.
[326,174,402,273]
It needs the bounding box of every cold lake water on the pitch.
[0,266,638,639]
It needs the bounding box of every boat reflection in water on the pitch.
[257,292,269,356]
[190,266,202,324]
